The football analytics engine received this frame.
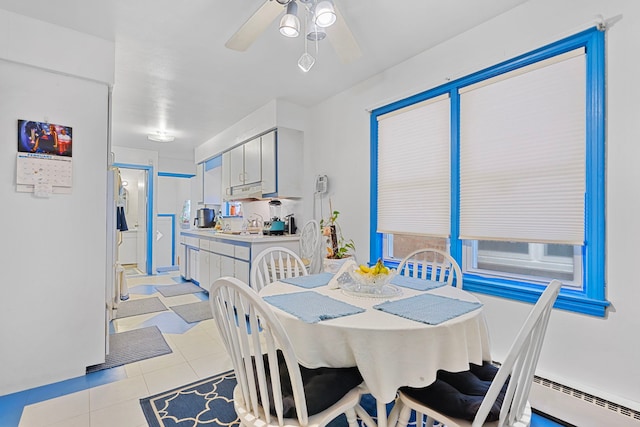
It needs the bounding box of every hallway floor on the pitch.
[8,271,233,427]
[1,271,567,427]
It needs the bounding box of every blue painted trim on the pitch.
[584,30,606,301]
[114,162,154,275]
[158,172,195,178]
[369,113,381,266]
[158,213,176,266]
[369,27,607,317]
[463,275,609,317]
[449,88,462,262]
[204,155,222,171]
[0,368,127,427]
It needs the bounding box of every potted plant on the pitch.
[320,208,355,273]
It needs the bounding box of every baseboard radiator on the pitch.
[530,375,640,427]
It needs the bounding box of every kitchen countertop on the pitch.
[181,228,299,243]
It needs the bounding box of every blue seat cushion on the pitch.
[400,361,506,422]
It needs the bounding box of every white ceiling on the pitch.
[0,0,528,160]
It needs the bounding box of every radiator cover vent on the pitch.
[533,375,640,423]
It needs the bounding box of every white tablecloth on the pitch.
[259,281,492,404]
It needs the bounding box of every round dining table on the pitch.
[259,279,492,427]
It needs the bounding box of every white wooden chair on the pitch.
[209,277,376,427]
[299,220,323,274]
[392,280,562,427]
[250,246,308,292]
[397,248,463,288]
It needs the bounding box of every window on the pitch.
[370,27,607,316]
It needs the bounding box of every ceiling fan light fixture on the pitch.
[279,1,300,37]
[314,0,336,28]
[298,52,315,72]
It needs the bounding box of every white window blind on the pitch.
[377,94,450,237]
[459,49,586,245]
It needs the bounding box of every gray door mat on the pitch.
[170,301,213,323]
[116,297,168,319]
[156,282,206,298]
[86,326,172,373]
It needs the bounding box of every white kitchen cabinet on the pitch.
[188,247,199,283]
[244,137,261,184]
[229,137,261,188]
[228,144,244,188]
[261,128,303,198]
[235,259,250,284]
[221,151,231,199]
[180,231,299,289]
[198,241,210,288]
[179,242,187,278]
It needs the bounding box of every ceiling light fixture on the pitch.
[147,131,175,143]
[279,0,336,72]
[314,0,336,28]
[279,1,300,38]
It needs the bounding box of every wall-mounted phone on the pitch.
[315,175,328,194]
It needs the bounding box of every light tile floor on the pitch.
[11,271,233,427]
[2,271,565,427]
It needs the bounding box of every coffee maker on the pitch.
[285,213,296,234]
[263,199,285,235]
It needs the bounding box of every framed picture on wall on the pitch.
[17,119,73,157]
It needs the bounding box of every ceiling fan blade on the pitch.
[326,3,362,63]
[225,1,283,51]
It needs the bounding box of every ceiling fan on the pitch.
[225,0,361,64]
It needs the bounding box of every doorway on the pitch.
[114,163,154,275]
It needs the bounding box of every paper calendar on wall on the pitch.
[16,119,73,196]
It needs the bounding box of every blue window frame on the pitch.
[369,27,607,316]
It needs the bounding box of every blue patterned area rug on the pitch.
[139,369,387,427]
[140,370,239,427]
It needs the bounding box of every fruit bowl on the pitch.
[347,264,397,293]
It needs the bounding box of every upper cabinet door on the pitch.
[243,137,262,185]
[261,130,277,195]
[221,151,232,197]
[228,144,245,187]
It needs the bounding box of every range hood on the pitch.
[224,183,263,201]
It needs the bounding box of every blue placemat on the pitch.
[280,272,335,289]
[373,293,482,325]
[264,291,365,323]
[390,275,447,291]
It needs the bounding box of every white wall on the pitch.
[0,62,113,395]
[303,0,640,413]
[0,10,113,396]
[195,99,309,163]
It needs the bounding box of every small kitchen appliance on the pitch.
[263,199,285,235]
[194,207,215,228]
[285,213,296,234]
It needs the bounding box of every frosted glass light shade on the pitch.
[298,52,315,72]
[314,1,336,27]
[280,2,300,37]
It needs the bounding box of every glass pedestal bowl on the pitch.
[347,267,397,295]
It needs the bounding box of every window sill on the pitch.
[462,275,609,317]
